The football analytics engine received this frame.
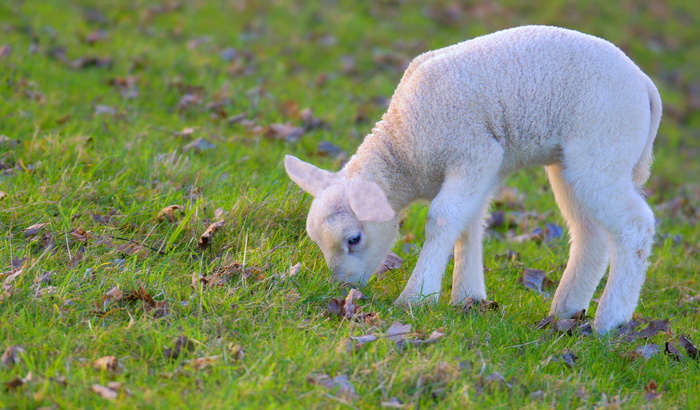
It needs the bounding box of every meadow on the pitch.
[1,0,699,408]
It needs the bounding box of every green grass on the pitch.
[1,0,699,408]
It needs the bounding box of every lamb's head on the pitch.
[284,155,397,285]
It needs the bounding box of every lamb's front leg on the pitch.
[451,201,491,304]
[396,174,497,306]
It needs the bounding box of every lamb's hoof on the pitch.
[394,293,437,307]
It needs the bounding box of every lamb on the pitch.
[284,25,662,334]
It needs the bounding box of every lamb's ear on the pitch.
[284,155,335,196]
[348,179,395,222]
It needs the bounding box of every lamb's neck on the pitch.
[343,125,416,212]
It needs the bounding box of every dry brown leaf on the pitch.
[340,334,379,353]
[173,127,195,137]
[102,286,123,310]
[24,223,48,237]
[633,344,660,360]
[227,343,245,361]
[157,205,184,222]
[375,251,403,278]
[307,373,358,400]
[1,345,25,367]
[0,191,7,200]
[265,123,304,142]
[315,140,344,158]
[381,397,404,408]
[283,262,301,279]
[164,336,195,361]
[326,288,373,320]
[124,286,168,318]
[664,341,682,361]
[4,372,31,392]
[617,319,671,342]
[93,356,123,373]
[404,330,446,347]
[195,262,270,288]
[92,383,118,399]
[1,268,24,301]
[198,220,225,249]
[0,44,12,58]
[70,227,92,242]
[188,355,220,370]
[679,335,699,360]
[644,380,662,402]
[461,297,500,313]
[386,321,412,343]
[520,268,557,294]
[183,137,216,152]
[107,381,133,396]
[71,56,113,69]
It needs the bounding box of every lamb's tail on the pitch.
[633,77,662,187]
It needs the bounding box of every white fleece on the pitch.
[285,25,662,334]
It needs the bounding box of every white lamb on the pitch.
[284,25,662,333]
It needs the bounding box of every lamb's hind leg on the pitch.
[557,165,654,333]
[451,200,492,304]
[547,164,609,318]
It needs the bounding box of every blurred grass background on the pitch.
[1,0,699,408]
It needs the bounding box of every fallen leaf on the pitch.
[316,140,344,158]
[461,297,500,313]
[265,123,304,142]
[24,223,48,238]
[679,335,699,360]
[300,108,326,130]
[283,262,301,279]
[520,268,557,294]
[92,383,118,400]
[102,286,123,310]
[340,334,379,353]
[70,227,92,243]
[618,319,671,342]
[157,205,184,222]
[308,373,358,400]
[386,321,412,343]
[183,137,216,152]
[0,191,7,200]
[664,341,682,361]
[94,105,117,115]
[326,289,374,321]
[173,127,196,137]
[198,220,225,249]
[634,344,660,360]
[227,343,245,361]
[93,356,123,373]
[560,350,579,368]
[4,372,31,392]
[195,262,270,288]
[107,381,133,396]
[403,330,446,347]
[0,44,12,58]
[71,56,113,69]
[381,397,404,408]
[480,371,512,390]
[644,380,662,402]
[164,336,195,361]
[375,251,403,278]
[1,345,25,367]
[124,286,168,318]
[188,355,220,370]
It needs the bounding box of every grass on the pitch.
[1,0,699,408]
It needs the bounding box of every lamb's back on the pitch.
[381,26,650,174]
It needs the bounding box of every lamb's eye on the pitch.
[347,234,361,246]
